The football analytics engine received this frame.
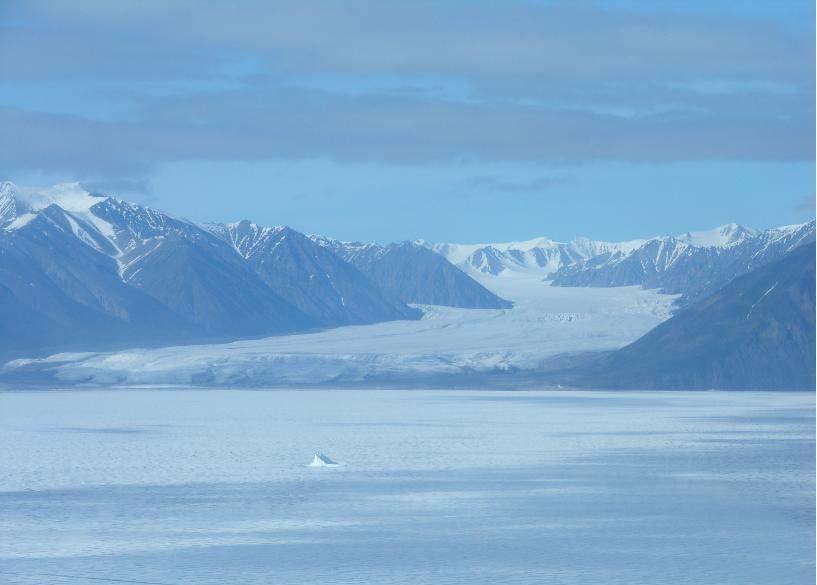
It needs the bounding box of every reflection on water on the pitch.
[0,389,814,584]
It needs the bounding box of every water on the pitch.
[0,389,813,584]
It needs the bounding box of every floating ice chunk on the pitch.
[308,452,339,467]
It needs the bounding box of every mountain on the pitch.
[92,197,313,338]
[428,236,645,277]
[676,222,758,247]
[573,242,816,390]
[0,181,429,357]
[313,237,512,309]
[551,222,815,306]
[429,222,801,283]
[0,199,202,355]
[0,182,315,355]
[205,221,420,325]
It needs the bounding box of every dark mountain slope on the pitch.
[577,243,815,390]
[316,238,512,309]
[124,231,312,338]
[0,206,194,355]
[207,222,420,326]
[0,186,314,356]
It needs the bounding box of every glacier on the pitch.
[3,272,676,386]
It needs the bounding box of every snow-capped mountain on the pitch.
[676,222,758,248]
[427,235,647,277]
[428,224,761,279]
[0,182,316,355]
[551,221,815,305]
[0,181,513,357]
[429,221,814,307]
[312,237,512,309]
[205,221,420,325]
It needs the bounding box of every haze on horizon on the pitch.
[1,0,814,243]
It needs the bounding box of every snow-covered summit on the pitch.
[14,182,107,213]
[1,182,216,280]
[550,220,814,306]
[760,222,813,244]
[427,223,773,278]
[427,235,648,277]
[676,223,757,248]
[0,182,112,232]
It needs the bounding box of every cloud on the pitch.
[4,1,811,84]
[4,83,814,168]
[0,107,154,176]
[0,0,813,184]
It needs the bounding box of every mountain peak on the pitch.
[7,182,108,209]
[1,181,114,232]
[676,223,757,248]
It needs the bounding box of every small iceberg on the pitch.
[308,452,340,467]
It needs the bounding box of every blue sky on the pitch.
[1,0,814,243]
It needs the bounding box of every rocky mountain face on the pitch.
[206,221,421,325]
[572,242,816,390]
[0,184,316,356]
[313,237,513,309]
[0,203,197,354]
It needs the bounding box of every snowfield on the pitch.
[4,274,676,386]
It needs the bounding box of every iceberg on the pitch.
[308,452,339,467]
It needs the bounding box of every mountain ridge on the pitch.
[205,221,421,326]
[0,181,507,356]
[551,221,815,305]
[312,236,513,309]
[428,222,809,278]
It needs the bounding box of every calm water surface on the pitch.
[0,389,813,584]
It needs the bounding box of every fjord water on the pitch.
[1,389,813,585]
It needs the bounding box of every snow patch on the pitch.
[746,282,778,319]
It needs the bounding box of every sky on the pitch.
[1,0,814,243]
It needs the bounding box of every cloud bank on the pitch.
[1,0,813,183]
